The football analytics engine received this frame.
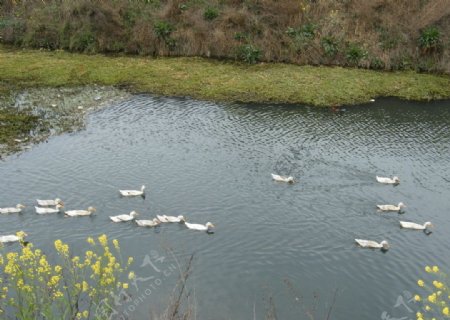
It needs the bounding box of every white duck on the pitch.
[36,198,64,206]
[110,211,139,222]
[119,185,145,197]
[0,204,26,214]
[185,222,215,233]
[0,231,27,243]
[271,174,295,183]
[377,202,406,212]
[35,204,64,214]
[136,218,161,227]
[157,215,186,223]
[65,207,96,217]
[376,176,400,184]
[400,221,433,230]
[355,239,390,250]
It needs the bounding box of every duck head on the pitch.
[380,240,390,251]
[398,202,406,209]
[178,215,186,222]
[424,222,433,229]
[130,211,139,217]
[55,198,64,205]
[88,206,96,213]
[141,185,146,192]
[393,176,400,183]
[16,231,28,239]
[16,204,26,209]
[206,222,215,229]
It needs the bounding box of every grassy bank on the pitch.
[1,46,450,107]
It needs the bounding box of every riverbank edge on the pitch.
[1,45,450,107]
[1,46,450,156]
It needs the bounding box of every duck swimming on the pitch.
[376,202,406,212]
[376,176,400,184]
[36,198,64,206]
[355,239,390,250]
[136,218,160,227]
[35,204,64,214]
[110,211,139,222]
[0,204,26,214]
[119,185,145,197]
[65,207,96,217]
[271,174,295,183]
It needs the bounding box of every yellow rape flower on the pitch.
[433,281,444,289]
[98,234,108,247]
[82,310,89,318]
[87,237,95,245]
[123,283,129,289]
[425,266,432,273]
[55,265,62,273]
[418,280,425,287]
[443,307,449,316]
[428,293,437,303]
[82,281,89,292]
[127,257,133,266]
[128,271,135,280]
[432,266,439,273]
[113,239,120,250]
[425,305,431,311]
[416,312,423,318]
[414,295,421,302]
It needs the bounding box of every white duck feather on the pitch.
[355,239,390,250]
[36,198,64,206]
[185,222,215,232]
[0,204,26,214]
[136,218,160,227]
[271,174,295,183]
[377,202,406,212]
[400,221,433,230]
[157,215,185,223]
[0,232,27,243]
[119,185,145,197]
[110,211,139,222]
[376,176,400,184]
[65,207,96,217]
[35,204,64,214]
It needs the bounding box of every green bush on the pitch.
[321,36,338,57]
[154,21,174,39]
[236,44,261,64]
[370,57,385,70]
[419,26,440,52]
[345,43,367,65]
[204,7,219,21]
[69,30,96,52]
[286,23,316,40]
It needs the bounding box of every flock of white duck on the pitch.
[0,174,434,248]
[271,173,434,252]
[0,184,215,244]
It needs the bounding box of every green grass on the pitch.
[1,45,450,106]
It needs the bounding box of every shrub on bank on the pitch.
[0,0,448,73]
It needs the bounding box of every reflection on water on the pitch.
[1,96,449,319]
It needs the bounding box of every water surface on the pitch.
[1,96,450,319]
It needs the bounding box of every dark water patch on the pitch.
[0,96,449,319]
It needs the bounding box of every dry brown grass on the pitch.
[0,0,449,72]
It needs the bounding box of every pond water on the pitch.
[1,95,450,319]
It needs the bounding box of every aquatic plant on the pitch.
[0,233,134,319]
[414,265,449,320]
